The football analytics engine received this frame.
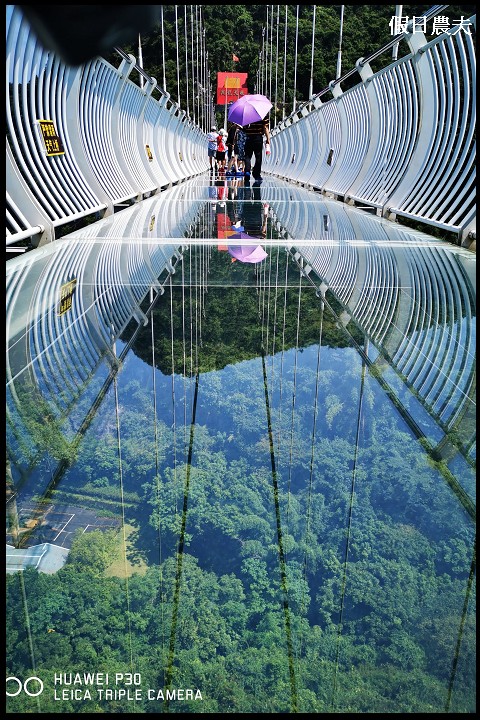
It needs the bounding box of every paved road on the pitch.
[10,502,121,549]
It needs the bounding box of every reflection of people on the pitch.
[227,179,239,202]
[238,185,267,238]
[208,175,218,200]
[243,81,270,186]
[226,180,242,227]
[207,125,219,172]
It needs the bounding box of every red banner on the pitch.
[216,72,248,105]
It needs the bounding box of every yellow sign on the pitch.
[57,279,77,316]
[149,215,156,232]
[37,119,65,156]
[146,144,153,161]
[225,77,242,89]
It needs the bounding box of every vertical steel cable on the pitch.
[264,8,269,94]
[18,572,41,711]
[261,345,298,713]
[181,254,188,455]
[309,6,316,99]
[299,295,324,665]
[195,6,200,124]
[184,6,189,117]
[260,253,267,348]
[331,339,367,711]
[203,22,207,130]
[264,246,274,356]
[293,5,299,113]
[164,366,200,712]
[260,254,269,349]
[445,534,476,712]
[190,6,195,124]
[189,248,193,381]
[283,6,288,120]
[269,4,274,101]
[175,6,181,107]
[194,247,199,372]
[258,247,298,711]
[160,6,166,92]
[286,271,302,531]
[337,6,345,78]
[274,5,280,126]
[200,12,205,129]
[150,288,160,512]
[113,371,135,680]
[149,286,165,682]
[138,34,144,90]
[170,276,178,514]
[269,246,281,397]
[277,252,289,455]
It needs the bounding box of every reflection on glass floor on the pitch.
[6,175,476,713]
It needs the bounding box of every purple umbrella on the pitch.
[228,243,268,264]
[228,94,272,127]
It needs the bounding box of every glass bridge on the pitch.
[6,173,476,713]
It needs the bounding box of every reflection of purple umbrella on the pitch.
[228,94,272,127]
[228,244,268,263]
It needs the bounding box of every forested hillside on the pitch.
[112,4,476,122]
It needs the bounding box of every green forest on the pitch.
[107,4,476,125]
[6,248,476,713]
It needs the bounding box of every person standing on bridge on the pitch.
[207,125,219,173]
[242,80,271,186]
[216,128,228,173]
[225,122,238,176]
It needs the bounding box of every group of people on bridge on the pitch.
[206,83,271,187]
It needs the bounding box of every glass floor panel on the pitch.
[6,175,476,713]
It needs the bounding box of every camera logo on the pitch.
[6,676,44,697]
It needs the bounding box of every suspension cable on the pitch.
[150,286,165,682]
[164,367,200,711]
[185,5,194,122]
[18,572,41,711]
[277,251,290,456]
[445,534,476,712]
[261,345,298,713]
[299,294,324,661]
[195,5,200,124]
[160,6,166,92]
[269,246,281,398]
[150,288,160,482]
[286,271,302,532]
[189,249,193,381]
[269,3,274,101]
[274,5,280,127]
[165,240,202,711]
[182,254,188,454]
[175,6,181,107]
[283,6,288,120]
[184,6,189,117]
[264,245,274,356]
[293,5,299,114]
[331,338,367,710]
[169,277,178,515]
[113,369,135,681]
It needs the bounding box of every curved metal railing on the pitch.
[266,13,476,245]
[6,5,209,250]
